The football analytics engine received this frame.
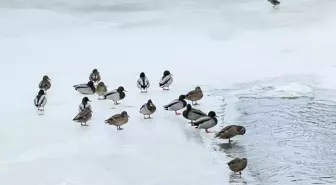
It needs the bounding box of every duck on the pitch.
[78,97,92,113]
[192,111,218,133]
[159,70,173,90]
[182,104,207,123]
[137,72,150,93]
[73,107,92,126]
[38,75,51,92]
[139,99,156,119]
[105,111,130,130]
[227,158,248,176]
[34,89,47,111]
[185,86,203,105]
[214,125,246,144]
[163,95,187,115]
[96,81,108,96]
[100,86,127,105]
[89,68,101,84]
[73,81,96,95]
[268,0,280,7]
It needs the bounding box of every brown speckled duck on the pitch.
[73,107,92,126]
[89,68,101,84]
[215,125,246,144]
[96,81,108,96]
[105,111,130,130]
[185,86,203,105]
[227,157,247,175]
[38,75,51,92]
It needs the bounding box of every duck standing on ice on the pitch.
[100,86,127,105]
[182,104,207,123]
[73,107,92,126]
[78,97,92,113]
[89,69,101,85]
[73,81,96,95]
[185,86,203,105]
[163,95,187,115]
[159,70,173,90]
[137,72,150,93]
[214,125,246,145]
[38,75,51,92]
[96,82,108,97]
[193,111,218,133]
[140,99,156,119]
[34,90,47,112]
[227,157,248,176]
[105,111,130,130]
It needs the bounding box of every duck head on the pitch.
[117,86,127,92]
[43,75,51,81]
[140,72,145,78]
[87,81,94,87]
[238,126,246,135]
[195,86,202,91]
[97,81,106,87]
[92,69,98,73]
[121,111,130,118]
[208,111,217,117]
[186,104,192,110]
[163,70,171,77]
[178,95,186,100]
[82,97,91,104]
[147,99,154,107]
[38,89,45,96]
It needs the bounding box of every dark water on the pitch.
[210,76,336,185]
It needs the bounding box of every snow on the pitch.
[1,0,336,184]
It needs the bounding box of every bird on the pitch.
[182,104,207,123]
[214,125,246,144]
[38,75,51,92]
[78,97,92,113]
[185,86,203,105]
[159,70,173,90]
[34,89,47,111]
[96,81,108,96]
[73,107,92,126]
[89,68,101,85]
[99,86,127,105]
[192,111,218,133]
[139,99,156,119]
[227,158,248,176]
[137,72,150,93]
[105,111,130,130]
[163,95,187,115]
[73,81,96,95]
[268,0,280,7]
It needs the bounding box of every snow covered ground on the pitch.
[1,0,336,184]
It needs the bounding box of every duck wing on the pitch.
[159,75,172,87]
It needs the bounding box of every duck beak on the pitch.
[123,90,127,92]
[127,115,130,118]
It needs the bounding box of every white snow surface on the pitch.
[1,0,336,184]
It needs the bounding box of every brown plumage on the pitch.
[227,158,247,175]
[105,111,130,130]
[73,107,92,126]
[215,125,246,144]
[89,69,101,84]
[38,75,51,92]
[185,86,203,105]
[96,81,108,96]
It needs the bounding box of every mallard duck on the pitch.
[139,99,156,119]
[34,89,47,111]
[89,68,101,84]
[105,111,130,130]
[137,72,150,93]
[214,125,246,144]
[193,111,218,133]
[163,95,187,115]
[100,86,126,105]
[227,158,248,175]
[73,81,96,95]
[73,107,92,126]
[268,0,280,7]
[182,104,207,123]
[159,70,173,90]
[185,86,203,105]
[96,81,108,96]
[78,97,92,113]
[38,75,51,92]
